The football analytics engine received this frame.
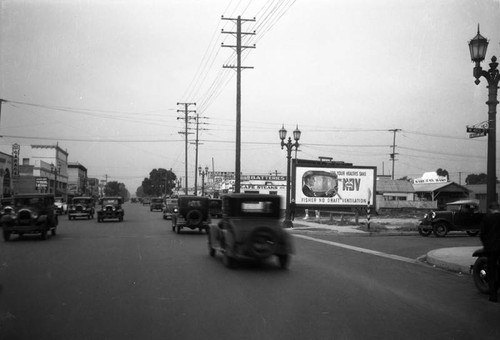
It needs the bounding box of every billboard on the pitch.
[294,165,376,207]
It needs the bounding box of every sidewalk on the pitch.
[290,219,480,275]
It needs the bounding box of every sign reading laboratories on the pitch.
[412,172,448,185]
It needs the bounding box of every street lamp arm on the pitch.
[474,56,500,86]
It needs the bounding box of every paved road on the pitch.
[0,203,498,340]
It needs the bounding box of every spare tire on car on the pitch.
[186,209,203,226]
[246,227,278,259]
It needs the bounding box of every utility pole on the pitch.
[389,129,401,180]
[222,15,256,193]
[177,102,196,195]
[191,113,208,196]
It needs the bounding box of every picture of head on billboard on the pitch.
[302,171,341,198]
[295,166,375,206]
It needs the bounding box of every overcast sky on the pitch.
[1,0,500,193]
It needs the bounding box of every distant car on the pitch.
[208,194,293,269]
[419,199,484,237]
[54,197,68,215]
[150,198,164,212]
[97,197,124,222]
[163,198,178,220]
[209,198,222,218]
[1,193,58,241]
[142,198,151,205]
[68,197,95,220]
[171,196,210,233]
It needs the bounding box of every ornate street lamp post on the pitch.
[198,166,209,196]
[279,125,301,223]
[469,26,500,207]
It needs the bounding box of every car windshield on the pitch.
[73,199,91,204]
[103,199,119,205]
[152,199,163,203]
[14,197,45,208]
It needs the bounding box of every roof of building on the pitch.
[376,178,415,193]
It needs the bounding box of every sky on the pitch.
[1,0,500,194]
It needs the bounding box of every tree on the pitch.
[436,168,449,180]
[466,173,488,185]
[104,181,129,199]
[141,168,177,197]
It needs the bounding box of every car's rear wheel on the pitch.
[466,230,479,237]
[40,228,48,240]
[433,223,448,237]
[247,227,278,259]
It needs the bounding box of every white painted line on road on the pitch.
[294,234,417,265]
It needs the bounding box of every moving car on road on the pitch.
[419,199,484,237]
[68,196,95,220]
[208,194,293,269]
[171,196,210,233]
[97,197,124,222]
[1,193,58,241]
[150,197,164,212]
[163,198,178,220]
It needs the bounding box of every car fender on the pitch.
[221,229,236,256]
[430,218,452,226]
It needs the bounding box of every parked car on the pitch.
[0,198,13,219]
[419,199,484,237]
[209,198,222,218]
[163,198,178,220]
[1,193,58,241]
[142,197,151,205]
[150,198,164,212]
[68,197,95,220]
[54,197,68,215]
[208,194,293,269]
[97,197,124,222]
[171,196,210,233]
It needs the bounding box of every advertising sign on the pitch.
[35,177,48,189]
[294,166,375,207]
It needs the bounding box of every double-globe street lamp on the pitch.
[198,166,209,196]
[469,27,500,207]
[279,125,301,223]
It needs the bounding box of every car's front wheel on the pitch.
[418,226,432,237]
[433,223,448,237]
[223,251,236,268]
[473,256,489,294]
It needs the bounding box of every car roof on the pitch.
[14,193,55,198]
[73,197,93,199]
[447,199,479,205]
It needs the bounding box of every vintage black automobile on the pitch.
[0,198,13,219]
[68,196,95,220]
[208,194,293,269]
[97,197,124,222]
[419,199,484,237]
[171,195,210,233]
[150,198,164,212]
[163,198,178,220]
[1,193,58,241]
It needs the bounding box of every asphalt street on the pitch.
[0,202,498,340]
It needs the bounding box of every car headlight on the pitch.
[430,211,436,219]
[31,212,38,219]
